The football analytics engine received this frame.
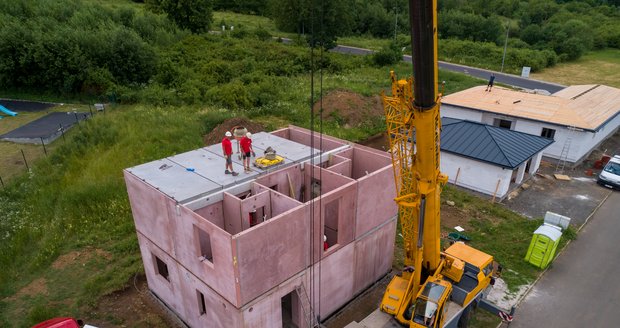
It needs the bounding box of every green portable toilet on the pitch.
[524,224,562,269]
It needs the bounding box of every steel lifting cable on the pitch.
[316,0,325,321]
[308,0,317,325]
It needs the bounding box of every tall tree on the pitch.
[155,0,213,33]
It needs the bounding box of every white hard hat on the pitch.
[324,235,327,242]
[246,132,252,138]
[225,131,232,137]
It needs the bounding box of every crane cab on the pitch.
[404,279,452,328]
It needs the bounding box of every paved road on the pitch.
[510,191,618,328]
[296,40,565,93]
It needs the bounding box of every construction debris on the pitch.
[553,174,571,181]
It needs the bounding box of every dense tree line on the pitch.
[0,0,186,95]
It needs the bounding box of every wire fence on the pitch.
[0,104,106,188]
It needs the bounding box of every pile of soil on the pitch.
[203,117,265,145]
[313,90,383,127]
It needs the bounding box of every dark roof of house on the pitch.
[440,117,554,169]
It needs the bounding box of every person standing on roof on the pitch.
[240,132,255,173]
[222,131,238,176]
[485,73,496,92]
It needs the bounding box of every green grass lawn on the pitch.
[531,49,620,88]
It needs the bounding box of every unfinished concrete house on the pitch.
[123,126,397,328]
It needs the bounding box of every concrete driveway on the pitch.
[502,168,611,226]
[509,191,619,328]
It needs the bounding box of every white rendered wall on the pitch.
[441,152,512,198]
[443,106,620,163]
[442,105,483,122]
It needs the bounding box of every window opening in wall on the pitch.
[197,290,207,316]
[324,199,340,250]
[541,128,556,139]
[195,226,213,263]
[155,256,169,281]
[311,178,321,200]
[493,118,513,130]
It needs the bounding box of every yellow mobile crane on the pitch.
[379,1,501,327]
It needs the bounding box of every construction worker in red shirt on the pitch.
[240,132,255,173]
[222,131,238,176]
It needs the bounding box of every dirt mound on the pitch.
[52,248,112,270]
[313,90,383,127]
[203,117,266,146]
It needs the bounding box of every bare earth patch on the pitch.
[52,248,112,270]
[314,90,383,127]
[203,117,265,146]
[7,278,48,301]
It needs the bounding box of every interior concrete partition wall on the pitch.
[254,164,305,201]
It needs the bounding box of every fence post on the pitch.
[59,124,65,142]
[40,137,48,156]
[21,149,29,171]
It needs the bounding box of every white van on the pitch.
[597,155,620,190]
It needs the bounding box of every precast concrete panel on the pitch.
[137,233,186,317]
[327,160,352,177]
[254,165,304,200]
[355,166,397,238]
[125,172,175,254]
[169,149,260,187]
[266,189,302,217]
[170,204,239,306]
[235,205,310,305]
[176,265,242,328]
[240,190,271,230]
[223,192,243,235]
[126,159,222,203]
[353,218,397,292]
[313,243,356,318]
[287,126,347,151]
[193,202,225,230]
[351,146,393,179]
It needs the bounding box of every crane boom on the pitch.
[380,1,496,327]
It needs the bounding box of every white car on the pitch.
[597,155,620,190]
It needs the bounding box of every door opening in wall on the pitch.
[281,291,300,328]
[324,199,340,250]
[249,206,266,227]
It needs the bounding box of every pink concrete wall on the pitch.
[194,202,225,230]
[353,219,397,292]
[264,188,303,216]
[350,145,393,179]
[240,190,271,230]
[255,164,304,201]
[125,172,175,254]
[287,126,347,151]
[355,165,397,237]
[177,265,243,328]
[234,205,310,305]
[223,192,243,235]
[137,233,187,317]
[171,204,240,306]
[326,160,352,177]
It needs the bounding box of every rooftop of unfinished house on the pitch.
[125,126,392,214]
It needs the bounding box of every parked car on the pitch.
[597,155,620,190]
[32,317,97,328]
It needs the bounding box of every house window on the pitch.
[195,226,213,263]
[324,199,340,250]
[493,118,513,130]
[541,128,556,139]
[197,290,207,316]
[154,256,169,281]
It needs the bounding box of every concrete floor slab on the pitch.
[127,159,222,203]
[168,149,258,187]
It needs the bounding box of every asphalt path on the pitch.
[282,39,566,93]
[510,191,618,328]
